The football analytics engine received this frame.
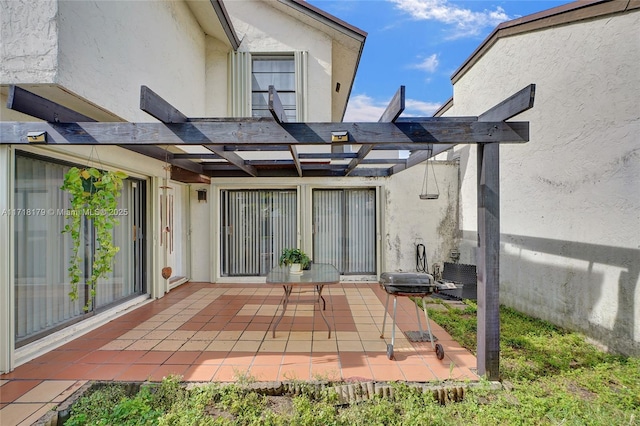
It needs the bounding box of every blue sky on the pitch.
[306,0,571,121]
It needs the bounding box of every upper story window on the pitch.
[251,55,296,121]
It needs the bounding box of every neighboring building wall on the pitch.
[445,10,640,355]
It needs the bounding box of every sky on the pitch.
[305,0,572,121]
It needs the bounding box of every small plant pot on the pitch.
[289,263,303,274]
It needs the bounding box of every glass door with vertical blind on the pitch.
[14,153,145,346]
[221,189,297,276]
[313,189,376,275]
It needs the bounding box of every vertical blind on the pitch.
[313,189,376,274]
[14,156,84,342]
[14,155,141,344]
[221,190,297,276]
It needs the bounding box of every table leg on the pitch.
[272,285,292,338]
[315,285,332,338]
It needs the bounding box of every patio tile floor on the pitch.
[0,282,477,425]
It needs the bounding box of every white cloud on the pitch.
[412,53,439,73]
[344,93,442,121]
[389,0,510,38]
[404,98,442,116]
[344,94,387,122]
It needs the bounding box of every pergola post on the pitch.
[475,84,536,380]
[476,142,500,379]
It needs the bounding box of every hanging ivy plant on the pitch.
[61,166,128,311]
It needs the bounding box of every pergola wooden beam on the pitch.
[0,120,529,145]
[345,86,405,176]
[268,86,302,176]
[5,85,205,175]
[139,85,257,177]
[140,85,188,123]
[390,85,536,176]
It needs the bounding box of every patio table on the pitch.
[266,263,339,338]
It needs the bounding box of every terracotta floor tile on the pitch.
[279,363,311,381]
[340,365,373,381]
[253,352,283,366]
[106,351,146,364]
[206,340,235,352]
[165,351,200,365]
[149,365,189,382]
[195,352,229,365]
[401,361,438,379]
[15,380,79,403]
[183,364,219,382]
[231,340,261,352]
[116,364,158,381]
[86,364,129,380]
[369,363,405,381]
[0,380,41,403]
[248,364,279,381]
[213,365,245,382]
[224,352,255,366]
[0,402,48,425]
[51,363,98,380]
[310,364,341,381]
[134,351,173,364]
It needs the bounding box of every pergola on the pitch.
[1,83,536,380]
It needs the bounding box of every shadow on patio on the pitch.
[0,281,477,424]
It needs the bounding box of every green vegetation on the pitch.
[61,166,127,311]
[278,248,311,269]
[64,302,639,425]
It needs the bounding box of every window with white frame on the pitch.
[251,55,296,121]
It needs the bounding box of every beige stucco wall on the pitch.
[445,11,640,355]
[0,0,58,84]
[383,162,459,273]
[56,0,207,120]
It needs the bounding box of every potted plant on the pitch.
[61,166,127,311]
[278,248,310,274]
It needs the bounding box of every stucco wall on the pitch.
[445,11,640,355]
[56,0,207,120]
[0,0,58,84]
[383,162,459,273]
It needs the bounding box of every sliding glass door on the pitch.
[313,189,376,274]
[14,154,145,345]
[221,189,297,276]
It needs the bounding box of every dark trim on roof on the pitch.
[451,0,639,84]
[282,0,368,40]
[280,0,367,121]
[213,0,241,50]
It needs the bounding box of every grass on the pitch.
[64,300,639,425]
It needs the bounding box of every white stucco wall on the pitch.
[0,0,58,84]
[224,0,333,121]
[383,162,459,273]
[446,11,640,355]
[56,0,207,120]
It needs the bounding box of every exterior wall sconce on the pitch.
[27,131,47,143]
[196,188,207,203]
[331,131,348,143]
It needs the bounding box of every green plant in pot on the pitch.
[61,166,127,311]
[278,248,310,274]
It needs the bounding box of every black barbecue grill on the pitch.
[379,272,457,360]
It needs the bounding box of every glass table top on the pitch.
[266,263,340,285]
